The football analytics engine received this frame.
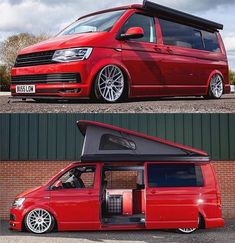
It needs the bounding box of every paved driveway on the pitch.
[0,220,235,243]
[0,94,235,113]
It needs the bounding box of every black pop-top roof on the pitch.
[141,0,223,31]
[80,1,223,32]
[77,120,210,163]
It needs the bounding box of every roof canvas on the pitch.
[77,120,209,163]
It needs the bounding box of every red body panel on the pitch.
[9,161,224,232]
[10,7,230,100]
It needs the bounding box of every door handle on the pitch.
[154,47,162,53]
[150,190,157,195]
[166,47,174,54]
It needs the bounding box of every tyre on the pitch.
[25,208,55,234]
[94,65,127,103]
[205,74,224,99]
[177,216,200,234]
[177,227,197,234]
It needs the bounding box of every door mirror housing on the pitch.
[119,27,144,40]
[51,180,63,190]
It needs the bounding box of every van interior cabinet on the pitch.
[106,190,133,216]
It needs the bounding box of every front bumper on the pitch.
[11,61,92,99]
[11,83,90,99]
[9,208,24,231]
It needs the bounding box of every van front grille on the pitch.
[11,73,81,85]
[14,51,55,67]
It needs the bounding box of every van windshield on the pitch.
[59,10,125,36]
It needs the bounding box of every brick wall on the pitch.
[213,162,235,219]
[0,161,235,220]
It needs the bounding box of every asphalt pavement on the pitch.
[0,220,235,243]
[0,94,235,113]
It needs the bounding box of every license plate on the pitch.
[16,85,36,94]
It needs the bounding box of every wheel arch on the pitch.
[22,205,59,232]
[206,70,225,94]
[88,59,132,99]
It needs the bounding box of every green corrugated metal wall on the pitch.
[0,114,234,161]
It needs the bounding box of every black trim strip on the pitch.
[81,154,210,162]
[11,73,81,85]
[142,0,223,30]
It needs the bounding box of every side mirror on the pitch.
[51,180,63,190]
[119,27,144,40]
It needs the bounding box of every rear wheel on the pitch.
[25,208,54,234]
[177,227,197,234]
[94,65,127,103]
[205,74,224,99]
[177,216,200,234]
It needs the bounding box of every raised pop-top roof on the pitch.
[77,120,209,163]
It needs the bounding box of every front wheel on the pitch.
[25,208,55,234]
[205,74,224,99]
[94,65,127,103]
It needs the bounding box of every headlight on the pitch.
[12,198,25,208]
[52,47,93,63]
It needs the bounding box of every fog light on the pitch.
[10,214,16,221]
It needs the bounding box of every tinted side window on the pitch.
[148,164,204,187]
[99,134,136,150]
[159,19,204,50]
[121,13,156,43]
[202,31,220,52]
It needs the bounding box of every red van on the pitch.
[9,120,224,234]
[11,0,230,103]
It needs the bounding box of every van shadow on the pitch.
[12,96,209,105]
[1,221,212,243]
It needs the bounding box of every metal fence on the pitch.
[0,113,234,161]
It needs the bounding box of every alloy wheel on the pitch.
[26,209,53,234]
[177,227,197,234]
[97,65,125,102]
[210,74,223,98]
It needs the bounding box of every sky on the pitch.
[0,0,235,69]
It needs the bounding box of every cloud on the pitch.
[0,0,235,69]
[0,0,235,35]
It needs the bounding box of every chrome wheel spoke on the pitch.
[97,65,124,102]
[178,227,197,233]
[210,74,223,98]
[26,209,52,234]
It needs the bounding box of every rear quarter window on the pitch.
[159,18,220,52]
[202,31,220,52]
[148,164,204,187]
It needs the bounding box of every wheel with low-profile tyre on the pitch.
[205,74,224,99]
[177,216,200,234]
[177,227,197,234]
[94,65,127,103]
[25,208,55,234]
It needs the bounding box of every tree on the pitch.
[229,70,235,85]
[0,33,49,89]
[0,65,11,91]
[0,33,49,71]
